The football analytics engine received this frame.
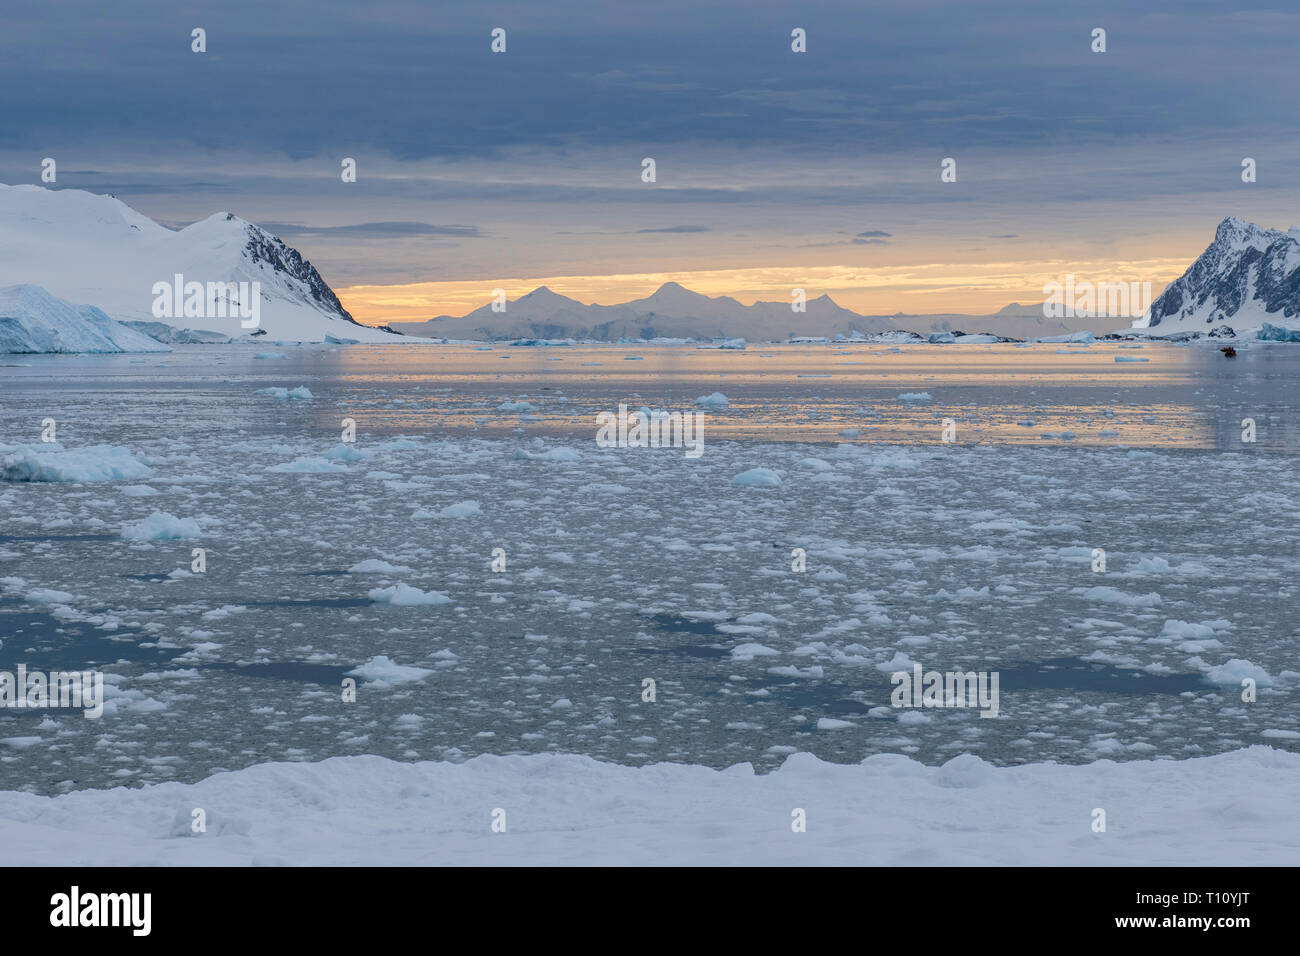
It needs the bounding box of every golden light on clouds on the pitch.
[338,257,1188,325]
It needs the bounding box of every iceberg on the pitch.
[0,284,170,354]
[0,442,153,482]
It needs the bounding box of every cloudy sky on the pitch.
[2,0,1297,323]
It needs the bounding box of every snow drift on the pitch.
[0,747,1295,865]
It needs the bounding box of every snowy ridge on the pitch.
[0,185,411,343]
[0,747,1296,864]
[0,284,170,354]
[1137,216,1300,334]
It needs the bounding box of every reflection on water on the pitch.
[2,342,1298,451]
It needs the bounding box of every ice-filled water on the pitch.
[1,342,1297,795]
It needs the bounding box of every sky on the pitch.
[2,0,1298,325]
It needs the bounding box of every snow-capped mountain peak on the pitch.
[0,185,405,342]
[1136,215,1300,332]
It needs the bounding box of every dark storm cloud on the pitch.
[2,0,1294,169]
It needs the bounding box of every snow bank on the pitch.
[0,747,1296,865]
[0,443,152,482]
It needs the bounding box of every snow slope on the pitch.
[0,284,170,353]
[0,747,1295,865]
[0,185,409,343]
[1135,216,1300,336]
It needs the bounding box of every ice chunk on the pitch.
[121,511,201,541]
[346,655,433,685]
[731,468,782,487]
[1,443,152,483]
[256,386,313,400]
[368,584,452,607]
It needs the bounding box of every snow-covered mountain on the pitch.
[1135,216,1300,335]
[397,282,895,341]
[393,283,1078,342]
[0,284,170,353]
[0,185,408,343]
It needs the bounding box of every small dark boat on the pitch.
[1220,346,1237,357]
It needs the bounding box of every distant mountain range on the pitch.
[392,284,1083,342]
[4,186,1297,345]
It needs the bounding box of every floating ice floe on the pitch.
[897,392,932,402]
[512,446,580,462]
[731,467,782,487]
[1082,586,1161,607]
[1203,658,1274,688]
[348,559,414,574]
[325,444,371,461]
[816,718,856,730]
[693,392,729,409]
[256,386,313,400]
[368,583,452,607]
[797,458,833,471]
[268,457,347,473]
[0,443,152,482]
[346,655,434,686]
[121,511,201,541]
[24,588,75,605]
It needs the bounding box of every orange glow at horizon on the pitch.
[337,258,1189,325]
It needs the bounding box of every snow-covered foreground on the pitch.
[1,746,1295,865]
